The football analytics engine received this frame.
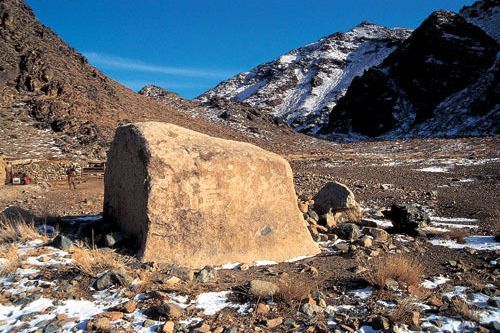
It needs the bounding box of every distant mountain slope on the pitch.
[460,0,500,42]
[197,23,411,134]
[322,10,499,139]
[0,0,264,159]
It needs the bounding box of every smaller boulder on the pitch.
[249,280,279,298]
[313,181,360,215]
[50,234,73,251]
[363,227,389,243]
[196,266,217,283]
[157,303,185,320]
[390,204,430,233]
[301,303,323,318]
[93,270,131,291]
[334,223,362,241]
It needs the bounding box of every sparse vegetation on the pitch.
[389,298,418,325]
[367,254,423,289]
[275,276,312,305]
[0,244,20,276]
[446,228,469,244]
[0,214,43,244]
[451,296,480,322]
[344,208,365,223]
[71,246,125,277]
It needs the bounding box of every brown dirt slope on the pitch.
[0,0,312,160]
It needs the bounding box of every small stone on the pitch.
[360,236,372,248]
[333,242,349,252]
[298,202,309,213]
[385,278,399,291]
[87,317,112,331]
[196,266,217,283]
[97,311,124,321]
[372,315,390,330]
[265,317,283,329]
[487,298,500,307]
[161,321,175,333]
[164,276,181,287]
[50,234,73,251]
[143,319,156,328]
[93,270,130,291]
[411,311,420,327]
[363,227,389,243]
[301,303,322,318]
[334,223,361,241]
[104,232,124,247]
[249,280,279,298]
[193,323,211,333]
[256,302,269,314]
[157,303,185,320]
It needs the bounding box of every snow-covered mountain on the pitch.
[323,10,499,139]
[197,22,411,134]
[460,0,500,42]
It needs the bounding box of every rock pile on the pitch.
[104,122,319,268]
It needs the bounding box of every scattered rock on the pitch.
[265,317,283,329]
[161,321,175,333]
[93,270,130,291]
[372,315,390,330]
[301,303,323,318]
[334,223,362,241]
[157,303,185,320]
[50,234,72,251]
[363,227,389,242]
[256,303,269,314]
[196,266,217,283]
[359,235,373,248]
[313,181,360,215]
[86,317,112,332]
[104,232,124,247]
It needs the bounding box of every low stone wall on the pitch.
[7,159,83,182]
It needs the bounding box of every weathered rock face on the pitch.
[0,155,5,184]
[103,122,319,268]
[313,181,360,215]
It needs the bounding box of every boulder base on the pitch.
[104,122,319,268]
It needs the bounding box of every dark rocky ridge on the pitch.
[323,10,499,138]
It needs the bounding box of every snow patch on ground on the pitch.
[429,236,500,251]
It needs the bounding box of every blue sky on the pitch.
[26,0,474,99]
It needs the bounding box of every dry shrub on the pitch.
[367,254,423,289]
[451,297,479,322]
[389,298,417,324]
[275,276,312,305]
[446,228,470,244]
[71,246,125,277]
[0,214,42,244]
[344,208,365,223]
[0,244,20,276]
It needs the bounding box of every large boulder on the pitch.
[103,122,319,268]
[313,181,360,215]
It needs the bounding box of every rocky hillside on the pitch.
[460,0,500,42]
[139,85,324,154]
[323,10,499,139]
[197,23,411,134]
[0,0,271,160]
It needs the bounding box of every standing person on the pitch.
[66,166,77,190]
